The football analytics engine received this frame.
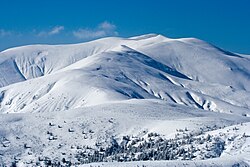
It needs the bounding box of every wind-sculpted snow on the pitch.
[0,35,249,116]
[0,34,250,166]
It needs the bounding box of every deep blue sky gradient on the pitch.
[0,0,249,54]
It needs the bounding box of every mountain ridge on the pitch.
[0,34,249,116]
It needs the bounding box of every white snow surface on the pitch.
[0,34,250,166]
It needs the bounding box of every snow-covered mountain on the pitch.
[0,34,249,166]
[0,34,250,115]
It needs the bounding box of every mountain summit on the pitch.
[0,34,249,115]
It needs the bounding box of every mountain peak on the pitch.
[129,33,167,40]
[0,33,249,114]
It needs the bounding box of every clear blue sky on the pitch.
[0,0,249,54]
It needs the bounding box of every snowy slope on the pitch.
[80,157,250,167]
[0,34,250,116]
[0,100,250,166]
[1,34,249,90]
[0,34,250,166]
